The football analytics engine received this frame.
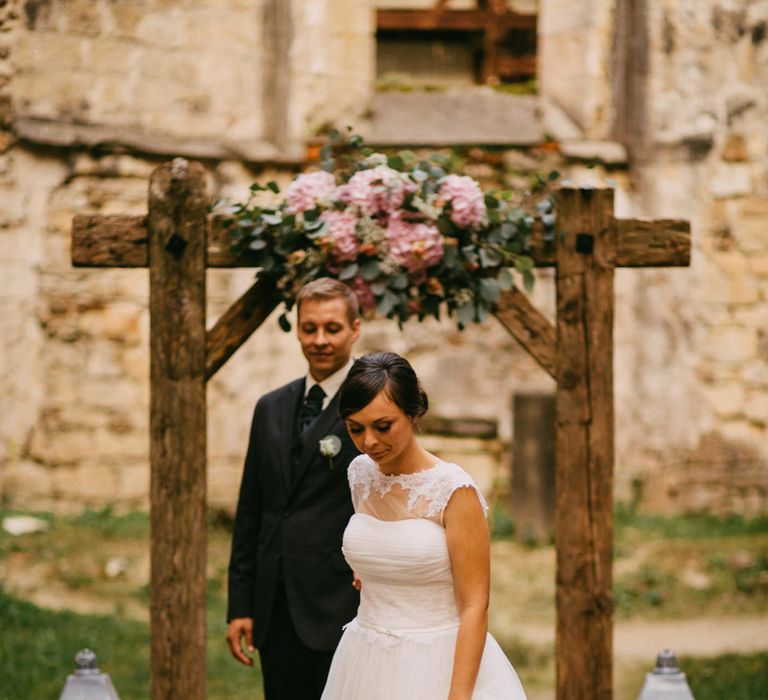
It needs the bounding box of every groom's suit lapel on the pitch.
[277,378,305,496]
[287,391,341,502]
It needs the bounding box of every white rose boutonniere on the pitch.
[319,435,342,469]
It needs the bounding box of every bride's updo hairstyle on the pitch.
[339,352,428,421]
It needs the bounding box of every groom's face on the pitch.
[297,297,360,381]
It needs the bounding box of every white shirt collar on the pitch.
[305,357,354,409]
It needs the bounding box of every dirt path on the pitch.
[507,615,768,659]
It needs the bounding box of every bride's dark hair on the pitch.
[339,352,428,420]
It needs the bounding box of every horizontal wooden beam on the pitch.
[494,286,557,379]
[72,214,149,267]
[205,278,278,380]
[72,215,690,270]
[376,9,536,32]
[613,217,691,267]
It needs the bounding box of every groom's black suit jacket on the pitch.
[227,377,360,651]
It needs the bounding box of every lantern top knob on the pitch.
[74,648,100,675]
[654,648,681,675]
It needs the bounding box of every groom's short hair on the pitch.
[296,278,360,325]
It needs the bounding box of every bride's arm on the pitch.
[444,487,491,700]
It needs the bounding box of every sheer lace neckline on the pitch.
[374,459,445,479]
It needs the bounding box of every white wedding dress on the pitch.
[321,454,527,699]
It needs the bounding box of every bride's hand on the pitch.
[352,572,362,591]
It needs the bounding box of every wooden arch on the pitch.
[71,158,690,700]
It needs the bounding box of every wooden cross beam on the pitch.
[71,160,690,700]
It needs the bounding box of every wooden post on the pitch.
[148,159,208,700]
[511,393,556,542]
[555,188,615,700]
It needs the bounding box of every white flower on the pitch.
[319,435,342,465]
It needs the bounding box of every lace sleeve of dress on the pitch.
[430,463,488,525]
[347,454,373,512]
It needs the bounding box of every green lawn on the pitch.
[0,588,263,700]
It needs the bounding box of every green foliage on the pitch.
[0,588,264,700]
[488,501,516,540]
[614,503,768,540]
[685,652,768,700]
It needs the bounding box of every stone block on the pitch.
[734,197,768,253]
[722,133,750,162]
[560,140,628,165]
[109,4,144,39]
[117,461,150,502]
[78,302,141,344]
[74,462,119,502]
[28,428,94,466]
[703,326,758,365]
[703,381,745,418]
[1,460,52,500]
[747,254,768,276]
[709,163,753,198]
[744,391,768,424]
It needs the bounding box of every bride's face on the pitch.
[344,390,415,468]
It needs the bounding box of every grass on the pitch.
[618,652,768,700]
[0,587,264,700]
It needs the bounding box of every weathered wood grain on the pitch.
[494,286,557,379]
[147,158,208,700]
[555,188,615,700]
[206,278,278,380]
[72,214,148,267]
[73,214,690,269]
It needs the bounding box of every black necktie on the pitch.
[298,384,326,434]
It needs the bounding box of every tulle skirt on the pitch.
[320,619,527,700]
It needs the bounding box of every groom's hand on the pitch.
[226,617,254,666]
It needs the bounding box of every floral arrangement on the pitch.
[222,132,557,330]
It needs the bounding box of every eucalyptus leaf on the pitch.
[484,194,499,209]
[267,181,280,194]
[387,155,404,170]
[457,302,475,327]
[376,289,399,316]
[321,158,336,173]
[497,267,514,291]
[303,207,320,222]
[500,222,517,239]
[320,144,332,161]
[479,278,501,303]
[412,169,428,182]
[278,313,292,332]
[461,245,479,265]
[248,239,267,250]
[390,273,409,290]
[262,213,282,226]
[522,268,535,292]
[339,262,359,280]
[479,248,502,268]
[329,128,341,142]
[360,259,380,281]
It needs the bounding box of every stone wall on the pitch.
[0,0,766,517]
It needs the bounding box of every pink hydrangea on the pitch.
[438,174,487,229]
[350,275,376,314]
[340,166,417,216]
[321,210,360,262]
[286,170,336,214]
[386,213,444,273]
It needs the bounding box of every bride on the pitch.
[321,352,526,699]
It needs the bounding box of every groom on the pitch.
[226,278,362,699]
